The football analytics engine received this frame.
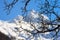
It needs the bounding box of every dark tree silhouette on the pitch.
[0,32,11,40]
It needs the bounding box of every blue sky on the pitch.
[0,0,22,21]
[0,0,39,21]
[0,0,60,21]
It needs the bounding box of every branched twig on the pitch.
[23,0,30,12]
[4,0,18,15]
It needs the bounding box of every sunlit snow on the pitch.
[0,10,59,40]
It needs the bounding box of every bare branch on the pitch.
[4,0,18,15]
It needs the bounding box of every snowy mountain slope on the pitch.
[0,20,51,40]
[0,20,19,37]
[0,10,59,40]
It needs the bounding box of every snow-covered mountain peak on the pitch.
[0,10,52,40]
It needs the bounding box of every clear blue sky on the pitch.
[0,0,23,21]
[0,0,60,21]
[0,0,39,21]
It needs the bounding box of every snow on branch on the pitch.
[0,10,60,40]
